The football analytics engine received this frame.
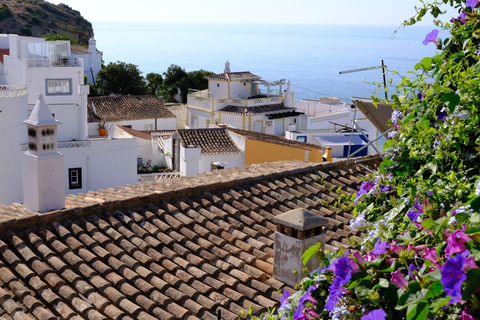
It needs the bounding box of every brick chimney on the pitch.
[272,208,328,287]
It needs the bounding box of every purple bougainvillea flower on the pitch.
[298,284,318,305]
[423,248,442,269]
[372,239,389,255]
[423,29,440,46]
[407,202,424,222]
[355,181,375,203]
[361,308,387,320]
[279,291,291,311]
[408,263,419,279]
[437,108,448,121]
[441,251,469,305]
[418,91,425,102]
[467,0,480,9]
[445,226,471,258]
[391,270,408,290]
[325,256,352,311]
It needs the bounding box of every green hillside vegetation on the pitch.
[0,0,93,44]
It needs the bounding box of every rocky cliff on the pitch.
[0,0,93,44]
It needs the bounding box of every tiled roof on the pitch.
[218,104,295,115]
[70,44,89,54]
[119,126,152,140]
[228,128,325,151]
[0,157,380,320]
[205,72,261,82]
[176,128,242,155]
[71,45,101,54]
[88,96,175,123]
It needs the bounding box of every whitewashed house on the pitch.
[87,95,176,132]
[186,62,304,135]
[286,97,381,157]
[70,38,102,85]
[0,34,137,206]
[164,128,244,176]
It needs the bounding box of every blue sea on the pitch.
[93,23,445,102]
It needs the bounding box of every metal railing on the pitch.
[0,85,28,98]
[138,172,181,182]
[27,58,82,68]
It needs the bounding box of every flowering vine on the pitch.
[247,1,480,319]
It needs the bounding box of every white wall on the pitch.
[208,80,228,99]
[198,153,245,174]
[0,94,29,205]
[62,138,137,195]
[188,108,212,128]
[218,113,244,129]
[114,118,177,132]
[179,146,201,176]
[230,81,251,99]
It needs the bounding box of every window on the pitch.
[217,83,220,87]
[297,136,307,143]
[68,168,82,189]
[46,79,72,95]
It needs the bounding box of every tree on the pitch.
[163,64,188,103]
[146,72,163,96]
[162,65,214,104]
[95,61,147,96]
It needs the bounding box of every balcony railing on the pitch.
[27,58,82,68]
[0,85,28,98]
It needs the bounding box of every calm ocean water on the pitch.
[93,23,444,102]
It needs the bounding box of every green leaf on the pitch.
[421,57,432,70]
[439,92,460,113]
[397,283,432,310]
[462,269,480,300]
[421,218,434,230]
[377,278,389,288]
[386,203,406,220]
[468,195,480,212]
[301,242,322,266]
[465,241,480,260]
[429,297,450,313]
[406,301,429,320]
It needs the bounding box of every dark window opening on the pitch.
[69,168,82,189]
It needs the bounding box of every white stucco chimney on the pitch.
[224,60,231,73]
[272,208,328,287]
[88,37,96,54]
[284,80,294,108]
[22,94,65,213]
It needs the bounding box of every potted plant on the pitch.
[98,121,106,136]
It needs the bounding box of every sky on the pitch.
[47,0,459,25]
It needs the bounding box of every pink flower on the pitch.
[423,248,442,269]
[445,226,471,257]
[391,270,408,290]
[423,29,440,46]
[460,307,474,320]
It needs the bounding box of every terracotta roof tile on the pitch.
[176,128,242,155]
[205,71,261,81]
[0,156,381,319]
[87,95,175,123]
[219,103,296,115]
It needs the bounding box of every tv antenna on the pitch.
[339,60,388,100]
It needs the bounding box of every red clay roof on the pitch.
[205,72,261,82]
[0,48,9,64]
[88,95,175,123]
[176,128,243,155]
[119,126,152,140]
[0,157,380,319]
[228,128,325,151]
[218,103,295,115]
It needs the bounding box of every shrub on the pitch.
[0,6,13,21]
[253,1,480,320]
[28,16,41,25]
[20,26,32,36]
